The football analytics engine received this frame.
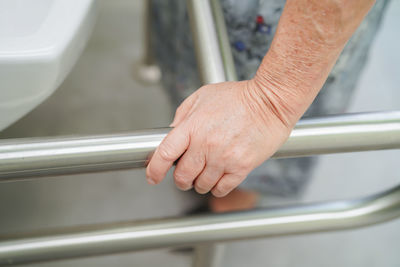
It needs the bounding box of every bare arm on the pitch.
[252,0,376,127]
[146,0,376,197]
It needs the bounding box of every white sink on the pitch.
[0,0,96,131]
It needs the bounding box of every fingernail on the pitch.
[147,177,156,185]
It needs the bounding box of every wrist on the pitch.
[244,78,297,130]
[250,47,331,126]
[249,58,307,128]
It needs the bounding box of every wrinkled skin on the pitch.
[146,0,375,198]
[146,80,292,197]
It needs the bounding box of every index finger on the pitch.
[146,126,189,185]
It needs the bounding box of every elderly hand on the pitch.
[145,0,376,198]
[145,79,294,197]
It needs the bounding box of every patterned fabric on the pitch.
[150,0,389,197]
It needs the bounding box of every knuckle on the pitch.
[219,182,233,194]
[204,161,220,172]
[146,165,160,180]
[230,147,245,162]
[191,152,204,166]
[213,182,231,197]
[229,150,253,171]
[194,183,209,194]
[184,153,204,171]
[194,180,211,194]
[177,162,191,176]
[212,186,228,197]
[176,157,199,179]
[158,145,176,162]
[223,154,253,173]
[236,159,252,172]
[199,176,212,186]
[174,172,190,188]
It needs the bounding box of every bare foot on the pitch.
[209,189,259,213]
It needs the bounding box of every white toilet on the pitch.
[0,0,96,131]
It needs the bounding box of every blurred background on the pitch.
[0,0,400,266]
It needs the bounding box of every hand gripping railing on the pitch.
[1,0,400,265]
[0,111,400,181]
[0,111,400,265]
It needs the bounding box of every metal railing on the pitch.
[1,111,400,181]
[0,0,399,266]
[1,183,400,265]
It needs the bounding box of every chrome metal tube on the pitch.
[0,111,400,181]
[209,0,237,81]
[275,111,400,158]
[1,184,400,265]
[0,128,168,181]
[186,0,226,83]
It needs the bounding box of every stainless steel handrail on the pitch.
[1,111,400,181]
[0,0,399,265]
[1,183,400,265]
[1,110,399,265]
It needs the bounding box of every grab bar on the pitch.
[0,110,399,265]
[1,182,400,265]
[1,111,400,181]
[0,0,399,265]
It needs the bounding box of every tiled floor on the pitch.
[0,1,399,266]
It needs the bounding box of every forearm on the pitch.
[252,0,376,127]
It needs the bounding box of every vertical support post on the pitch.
[193,244,225,267]
[186,0,226,84]
[209,0,237,81]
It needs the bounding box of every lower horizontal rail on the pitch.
[1,111,400,181]
[0,111,399,265]
[1,184,400,265]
